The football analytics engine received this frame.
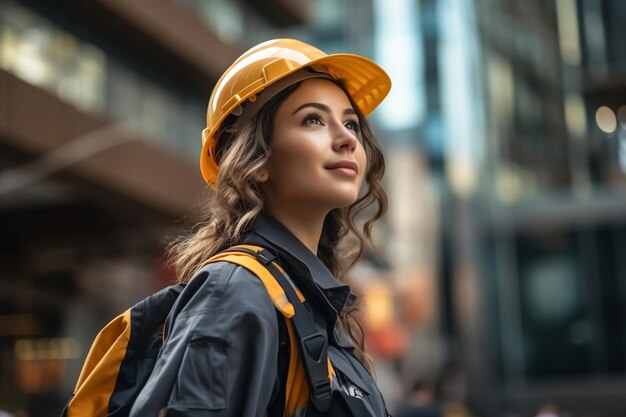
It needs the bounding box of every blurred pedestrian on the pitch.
[396,381,442,417]
[534,403,560,417]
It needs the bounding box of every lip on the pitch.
[325,160,359,177]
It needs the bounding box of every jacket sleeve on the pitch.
[130,262,280,417]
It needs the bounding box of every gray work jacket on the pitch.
[129,214,389,417]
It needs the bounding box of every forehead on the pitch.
[280,78,354,110]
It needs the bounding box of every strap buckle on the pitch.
[254,248,277,266]
[300,333,332,411]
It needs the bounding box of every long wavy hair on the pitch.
[169,78,387,371]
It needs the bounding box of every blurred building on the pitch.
[0,0,308,414]
[444,0,626,415]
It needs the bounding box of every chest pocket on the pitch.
[169,335,229,411]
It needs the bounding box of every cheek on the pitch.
[276,142,315,167]
[268,131,325,179]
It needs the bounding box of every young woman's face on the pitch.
[261,78,367,212]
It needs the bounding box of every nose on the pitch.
[332,123,358,153]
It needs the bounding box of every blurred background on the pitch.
[1,0,626,416]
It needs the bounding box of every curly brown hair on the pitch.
[168,78,387,371]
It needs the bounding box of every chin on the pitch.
[326,190,360,209]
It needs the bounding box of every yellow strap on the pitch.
[202,245,305,316]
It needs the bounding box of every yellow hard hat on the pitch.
[200,38,392,188]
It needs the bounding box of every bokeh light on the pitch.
[617,105,626,130]
[595,106,617,133]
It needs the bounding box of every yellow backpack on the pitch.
[62,245,334,417]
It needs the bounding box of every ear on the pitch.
[254,169,269,183]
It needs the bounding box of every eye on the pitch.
[344,120,361,133]
[303,112,324,126]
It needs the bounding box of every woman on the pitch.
[131,38,392,417]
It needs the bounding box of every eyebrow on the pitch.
[291,102,357,116]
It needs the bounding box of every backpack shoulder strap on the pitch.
[203,245,303,317]
[204,244,334,413]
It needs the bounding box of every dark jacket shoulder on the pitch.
[130,261,282,416]
[168,260,279,323]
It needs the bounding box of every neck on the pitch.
[263,206,327,255]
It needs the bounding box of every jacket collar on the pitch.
[244,213,353,316]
